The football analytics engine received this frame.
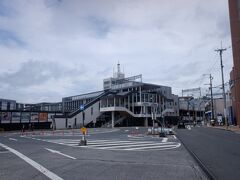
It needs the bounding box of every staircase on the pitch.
[68,90,114,118]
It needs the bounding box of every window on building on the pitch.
[91,107,93,115]
[7,102,10,110]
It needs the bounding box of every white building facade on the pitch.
[55,64,179,129]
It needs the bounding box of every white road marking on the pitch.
[45,148,76,160]
[161,138,168,142]
[127,135,144,138]
[28,137,181,151]
[87,141,170,147]
[173,135,177,139]
[47,139,113,143]
[124,143,181,151]
[0,143,63,180]
[9,138,17,141]
[93,142,174,149]
[46,141,76,147]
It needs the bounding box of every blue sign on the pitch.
[80,105,84,110]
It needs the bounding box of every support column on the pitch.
[132,93,135,114]
[111,111,115,128]
[140,86,142,103]
[144,117,148,127]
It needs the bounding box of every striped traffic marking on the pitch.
[0,143,63,180]
[33,138,181,151]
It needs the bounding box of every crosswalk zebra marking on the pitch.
[86,141,162,147]
[29,137,181,151]
[124,143,181,151]
[88,142,174,150]
[161,138,168,142]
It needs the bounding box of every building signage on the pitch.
[12,112,21,123]
[39,113,48,122]
[48,113,55,122]
[31,112,39,122]
[80,105,84,110]
[1,112,11,123]
[21,112,30,123]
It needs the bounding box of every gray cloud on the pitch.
[0,0,233,103]
[0,60,85,87]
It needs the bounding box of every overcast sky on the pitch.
[0,0,233,103]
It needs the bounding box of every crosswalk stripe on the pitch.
[124,143,181,151]
[90,142,174,149]
[46,141,76,147]
[162,138,168,142]
[33,137,180,151]
[86,141,171,147]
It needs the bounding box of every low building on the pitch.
[204,92,233,125]
[0,98,16,110]
[179,97,206,122]
[24,102,62,112]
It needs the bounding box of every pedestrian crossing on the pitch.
[35,138,181,151]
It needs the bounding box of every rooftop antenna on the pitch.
[117,61,121,74]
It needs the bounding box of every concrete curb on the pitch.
[176,133,216,180]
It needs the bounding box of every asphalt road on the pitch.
[0,127,207,180]
[176,126,240,180]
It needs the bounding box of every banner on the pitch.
[21,112,30,123]
[31,112,39,122]
[48,113,54,122]
[1,112,11,123]
[12,112,21,123]
[39,113,48,122]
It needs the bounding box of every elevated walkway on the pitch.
[68,90,115,118]
[55,90,116,119]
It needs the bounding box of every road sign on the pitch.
[81,127,87,134]
[80,105,84,110]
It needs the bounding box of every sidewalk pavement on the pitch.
[210,125,240,134]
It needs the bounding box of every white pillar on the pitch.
[144,117,148,127]
[111,111,115,128]
[140,86,142,103]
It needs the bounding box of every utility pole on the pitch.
[215,44,228,126]
[209,74,214,121]
[204,74,214,121]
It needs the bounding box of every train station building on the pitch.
[55,63,179,129]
